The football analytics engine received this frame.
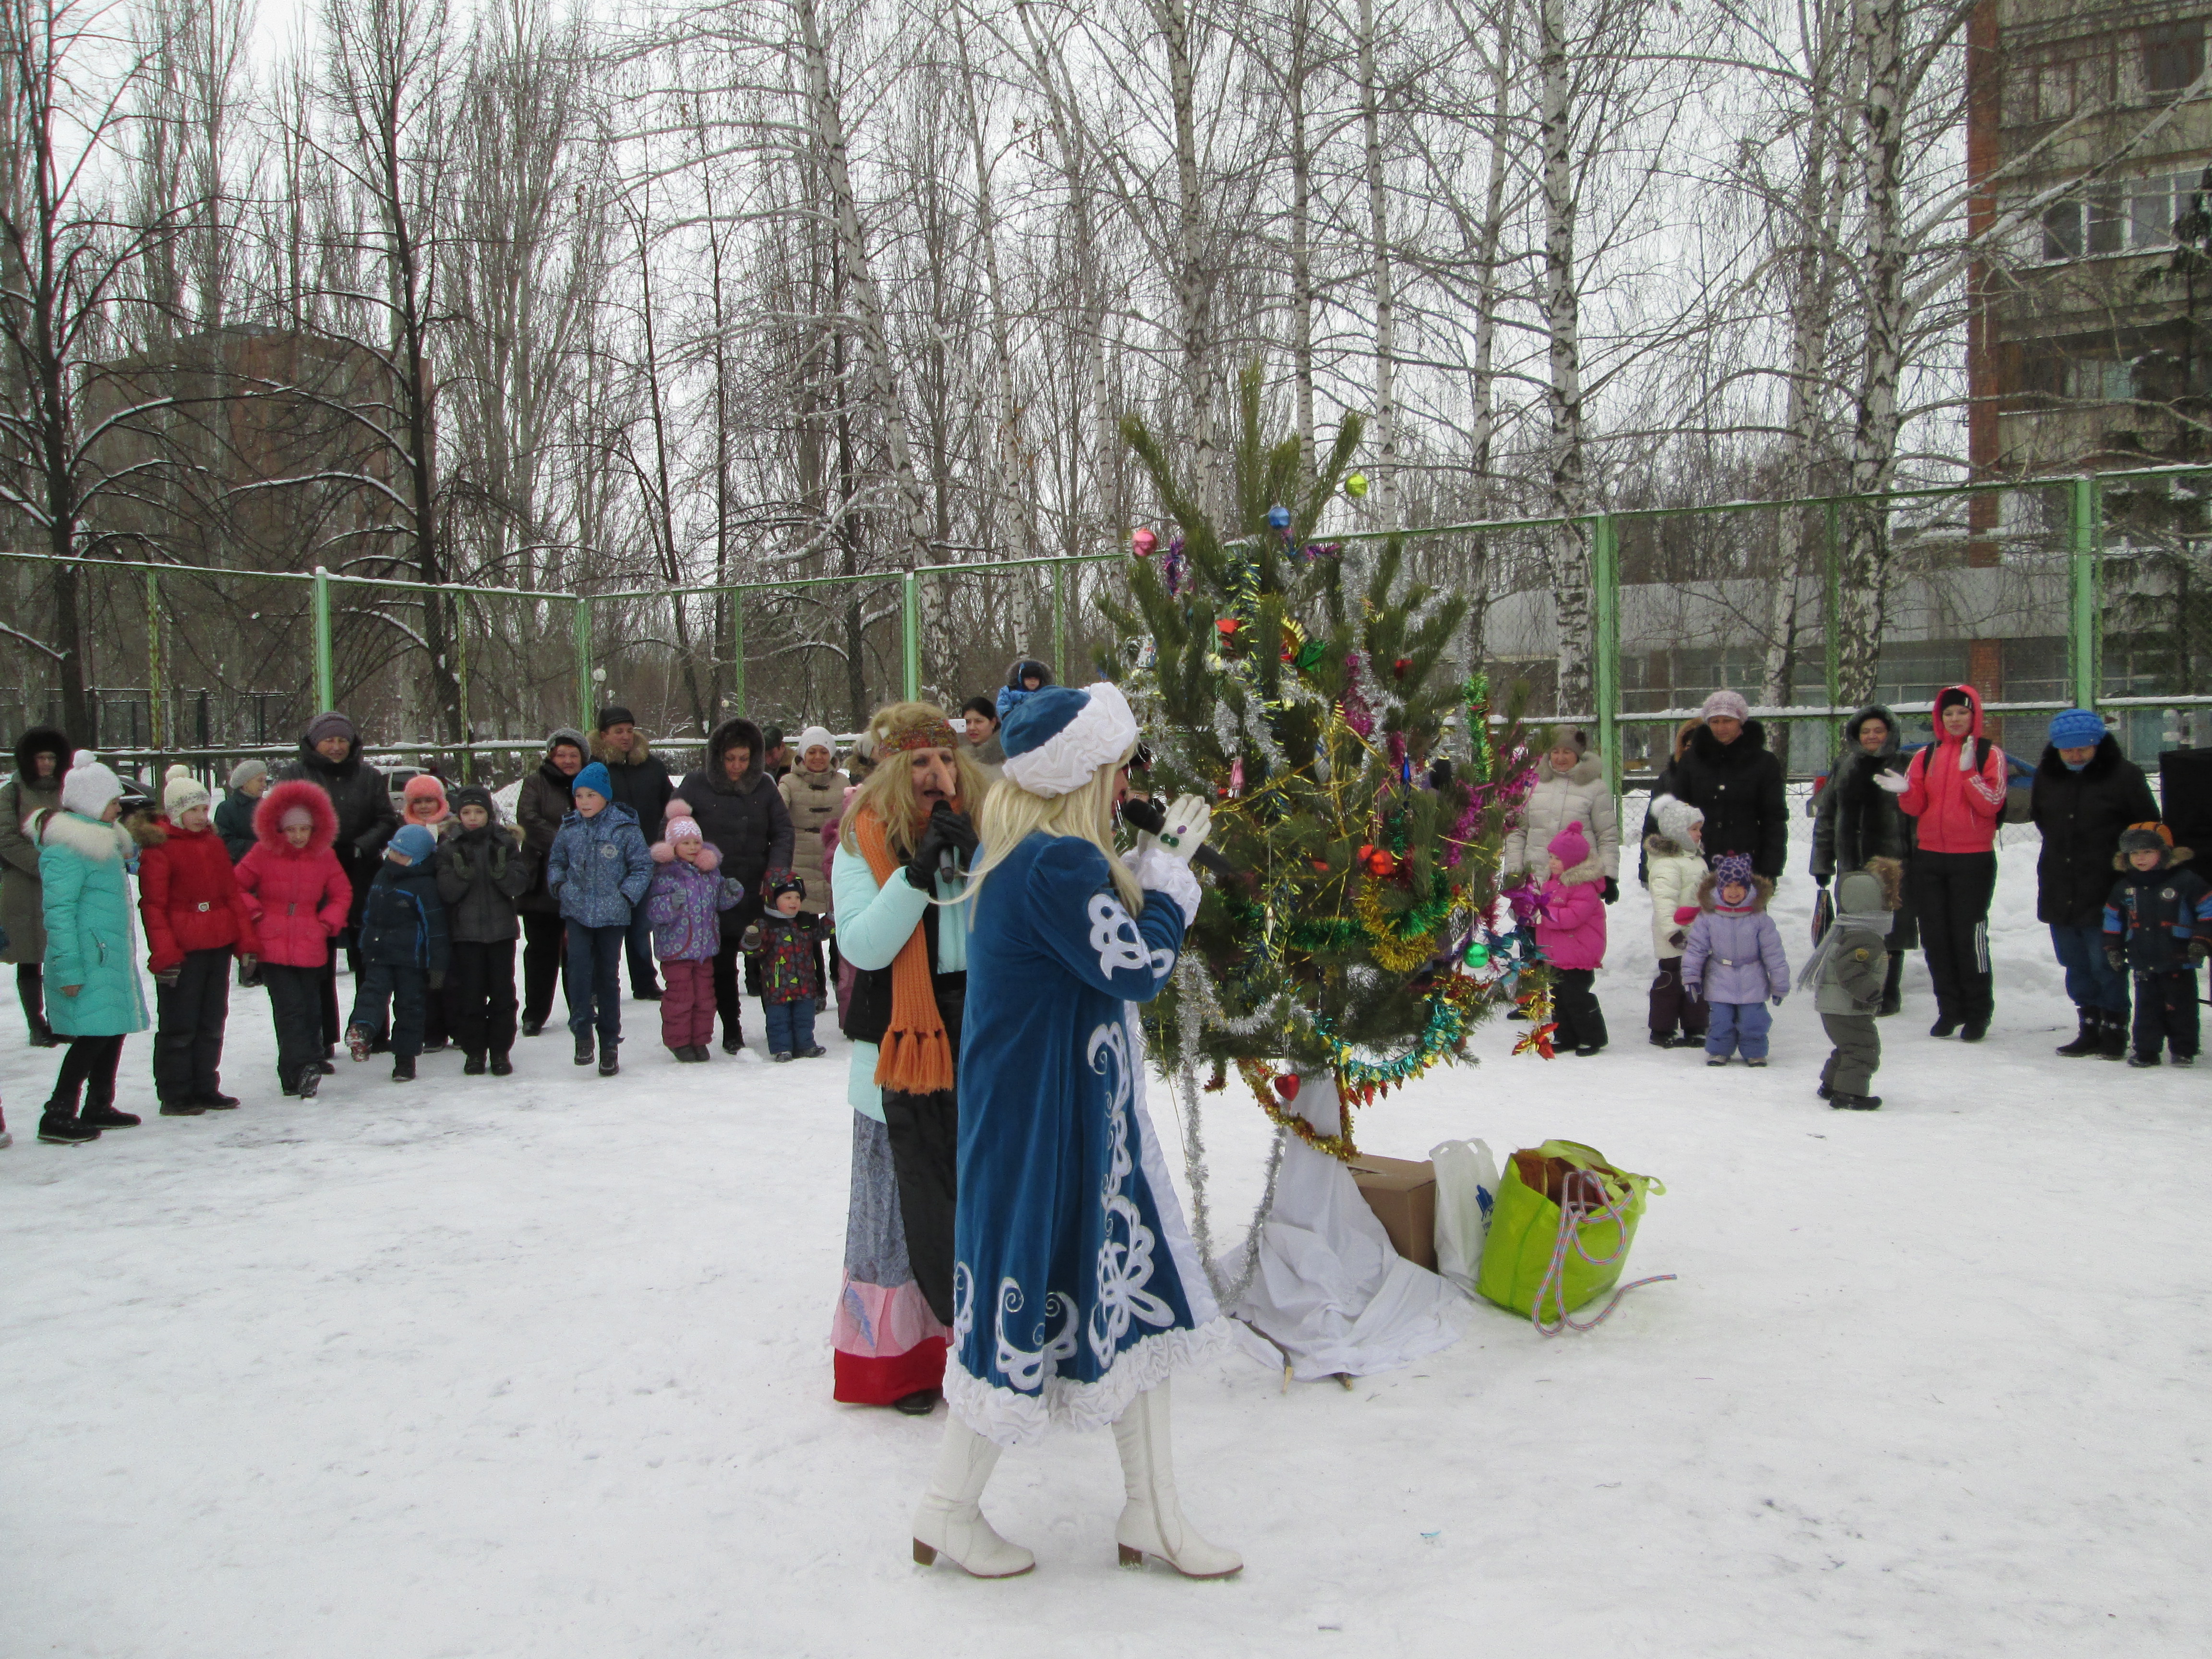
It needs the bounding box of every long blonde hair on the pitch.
[846,700,991,859]
[965,748,1143,914]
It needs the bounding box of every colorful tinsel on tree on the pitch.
[1100,364,1551,1161]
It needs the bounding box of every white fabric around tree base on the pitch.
[1216,1088,1469,1381]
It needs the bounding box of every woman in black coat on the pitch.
[515,728,586,1035]
[1644,692,1789,880]
[1810,704,1919,1014]
[674,716,794,1054]
[2030,709,2158,1059]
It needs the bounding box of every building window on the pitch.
[2144,21,2204,95]
[2043,198,2083,261]
[2090,183,2127,252]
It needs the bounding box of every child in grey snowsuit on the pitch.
[1800,857,1901,1110]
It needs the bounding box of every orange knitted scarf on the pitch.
[852,804,955,1094]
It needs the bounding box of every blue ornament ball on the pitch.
[1266,503,1292,531]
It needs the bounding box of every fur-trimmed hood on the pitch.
[1843,704,1901,756]
[1857,854,1906,910]
[1646,830,1699,858]
[1696,869,1775,912]
[1535,751,1604,788]
[253,779,339,856]
[699,717,769,796]
[43,809,134,862]
[12,724,69,786]
[1554,853,1606,888]
[591,730,656,765]
[1686,718,1771,768]
[2115,842,2194,872]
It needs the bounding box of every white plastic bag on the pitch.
[1430,1138,1501,1294]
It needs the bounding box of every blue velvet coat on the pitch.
[948,832,1221,1447]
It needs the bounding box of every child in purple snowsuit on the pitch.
[1683,852,1791,1065]
[645,807,744,1062]
[1535,821,1610,1056]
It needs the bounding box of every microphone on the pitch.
[1121,796,1236,879]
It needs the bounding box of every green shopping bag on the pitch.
[1475,1140,1668,1331]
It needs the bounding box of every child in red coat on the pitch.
[138,766,262,1112]
[235,779,352,1097]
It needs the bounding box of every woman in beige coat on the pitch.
[1500,725,1620,901]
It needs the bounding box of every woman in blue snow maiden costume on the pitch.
[909,680,1242,1581]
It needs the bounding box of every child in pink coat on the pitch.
[1535,821,1609,1056]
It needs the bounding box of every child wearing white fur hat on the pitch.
[1645,793,1710,1049]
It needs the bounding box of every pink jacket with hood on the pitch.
[1534,822,1609,971]
[1897,683,2008,855]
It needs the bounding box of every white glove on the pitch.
[1147,793,1213,865]
[1127,845,1202,926]
[1872,769,1909,794]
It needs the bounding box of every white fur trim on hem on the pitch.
[944,1318,1233,1448]
[1000,683,1138,798]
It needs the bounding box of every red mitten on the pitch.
[1673,904,1700,925]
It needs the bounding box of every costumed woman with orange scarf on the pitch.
[826,702,988,1413]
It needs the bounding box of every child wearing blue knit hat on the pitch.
[345,821,450,1080]
[547,757,652,1074]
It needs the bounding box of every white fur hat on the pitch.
[60,750,123,818]
[999,683,1139,799]
[1651,793,1704,847]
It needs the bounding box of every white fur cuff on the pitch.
[1126,845,1202,926]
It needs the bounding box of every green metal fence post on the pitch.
[902,569,921,700]
[1051,559,1067,673]
[729,586,745,715]
[145,568,165,762]
[575,595,594,730]
[1823,500,1841,710]
[1590,515,1621,799]
[312,566,335,712]
[452,592,471,782]
[2068,474,2102,709]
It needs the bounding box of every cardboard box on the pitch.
[1346,1154,1438,1271]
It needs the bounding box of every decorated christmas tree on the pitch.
[1100,366,1548,1161]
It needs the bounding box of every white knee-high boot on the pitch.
[1111,1379,1242,1578]
[911,1416,1035,1577]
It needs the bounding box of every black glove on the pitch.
[1812,872,1829,888]
[905,802,979,889]
[2106,949,2127,974]
[1600,877,1619,905]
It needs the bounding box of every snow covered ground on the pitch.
[5,810,2209,1658]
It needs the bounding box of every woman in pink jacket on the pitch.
[1534,822,1609,1056]
[1891,684,2008,1040]
[234,781,354,1097]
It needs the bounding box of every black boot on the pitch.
[574,1034,594,1066]
[463,1050,487,1075]
[2056,1009,2102,1057]
[81,1101,142,1129]
[2099,1009,2129,1060]
[392,1054,417,1082]
[1829,1092,1883,1110]
[721,1027,744,1056]
[19,965,58,1046]
[37,1108,99,1144]
[296,1064,322,1099]
[490,1052,513,1076]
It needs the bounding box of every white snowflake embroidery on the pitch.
[951,1262,974,1349]
[994,1276,1076,1393]
[1084,1021,1175,1364]
[1088,893,1150,979]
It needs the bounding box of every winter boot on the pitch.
[910,1418,1034,1578]
[1111,1381,1242,1578]
[490,1052,514,1076]
[1959,1018,1989,1043]
[20,965,59,1047]
[296,1064,322,1100]
[1929,1015,1959,1038]
[721,1026,745,1056]
[2099,1010,2129,1061]
[574,1034,594,1067]
[521,1016,544,1038]
[464,1051,487,1076]
[81,1101,142,1129]
[2056,1009,2103,1057]
[633,983,663,1001]
[196,1092,240,1110]
[392,1055,417,1082]
[2128,1051,2162,1068]
[1829,1092,1882,1110]
[1648,1030,1678,1048]
[37,1108,98,1144]
[346,1023,372,1062]
[158,1099,206,1117]
[598,1045,619,1078]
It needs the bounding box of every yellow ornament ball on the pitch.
[1344,471,1370,499]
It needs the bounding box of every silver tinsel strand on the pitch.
[1169,950,1286,1309]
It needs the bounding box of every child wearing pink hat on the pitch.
[400,773,449,829]
[1535,821,1610,1055]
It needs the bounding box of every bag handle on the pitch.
[1529,1142,1673,1337]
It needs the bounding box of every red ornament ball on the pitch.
[1274,1073,1301,1103]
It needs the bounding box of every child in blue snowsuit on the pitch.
[547,760,653,1075]
[347,823,449,1081]
[2105,821,2212,1068]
